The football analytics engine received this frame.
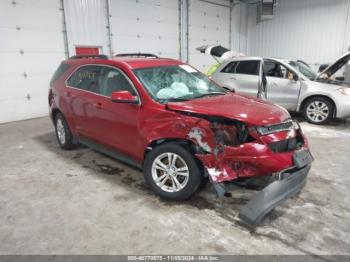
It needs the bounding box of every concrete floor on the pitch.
[0,116,350,255]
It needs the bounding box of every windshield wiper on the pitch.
[194,92,227,99]
[165,97,192,102]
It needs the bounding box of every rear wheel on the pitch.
[303,97,334,124]
[55,113,74,150]
[143,143,202,201]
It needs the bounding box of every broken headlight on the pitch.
[255,120,296,135]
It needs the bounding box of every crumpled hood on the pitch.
[166,93,290,126]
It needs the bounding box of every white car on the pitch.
[198,45,350,124]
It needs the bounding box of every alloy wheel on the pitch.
[306,101,329,123]
[56,119,66,145]
[151,153,189,193]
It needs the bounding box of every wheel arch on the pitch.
[300,94,337,116]
[51,108,62,123]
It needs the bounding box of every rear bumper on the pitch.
[238,164,311,227]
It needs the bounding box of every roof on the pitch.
[111,57,183,69]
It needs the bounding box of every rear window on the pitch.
[66,65,102,93]
[50,63,70,86]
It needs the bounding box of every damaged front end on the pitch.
[181,114,313,226]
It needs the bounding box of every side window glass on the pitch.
[67,66,102,93]
[99,67,137,97]
[264,61,289,79]
[221,62,237,73]
[235,61,259,75]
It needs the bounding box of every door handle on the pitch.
[94,102,103,109]
[230,77,237,80]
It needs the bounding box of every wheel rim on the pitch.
[306,101,329,123]
[56,119,66,145]
[151,153,190,193]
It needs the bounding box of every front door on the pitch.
[89,66,141,160]
[264,60,301,111]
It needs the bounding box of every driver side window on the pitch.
[98,67,137,97]
[263,61,290,79]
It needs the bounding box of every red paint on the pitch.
[75,47,100,56]
[49,56,311,183]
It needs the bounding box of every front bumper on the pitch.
[334,94,350,118]
[238,164,311,227]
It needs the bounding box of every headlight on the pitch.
[292,121,300,130]
[338,87,350,95]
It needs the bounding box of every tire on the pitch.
[302,97,334,125]
[143,143,202,201]
[54,113,74,150]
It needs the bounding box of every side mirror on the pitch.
[111,90,139,104]
[293,74,299,81]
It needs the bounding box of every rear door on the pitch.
[65,65,103,139]
[264,60,301,110]
[213,59,261,97]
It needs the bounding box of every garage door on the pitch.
[109,0,180,59]
[0,0,65,123]
[63,0,110,56]
[188,0,230,72]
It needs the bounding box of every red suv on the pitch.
[49,54,313,226]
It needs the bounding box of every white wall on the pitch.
[231,2,249,55]
[246,0,350,67]
[0,0,65,123]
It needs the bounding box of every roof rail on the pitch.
[69,54,108,60]
[115,53,159,58]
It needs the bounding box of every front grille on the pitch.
[269,138,298,153]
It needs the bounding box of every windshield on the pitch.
[133,65,228,103]
[289,61,317,80]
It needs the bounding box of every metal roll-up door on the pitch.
[109,0,180,59]
[63,0,110,56]
[188,0,230,71]
[0,0,65,123]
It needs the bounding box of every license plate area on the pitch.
[293,149,314,168]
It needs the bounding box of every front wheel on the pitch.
[303,97,334,124]
[143,143,202,201]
